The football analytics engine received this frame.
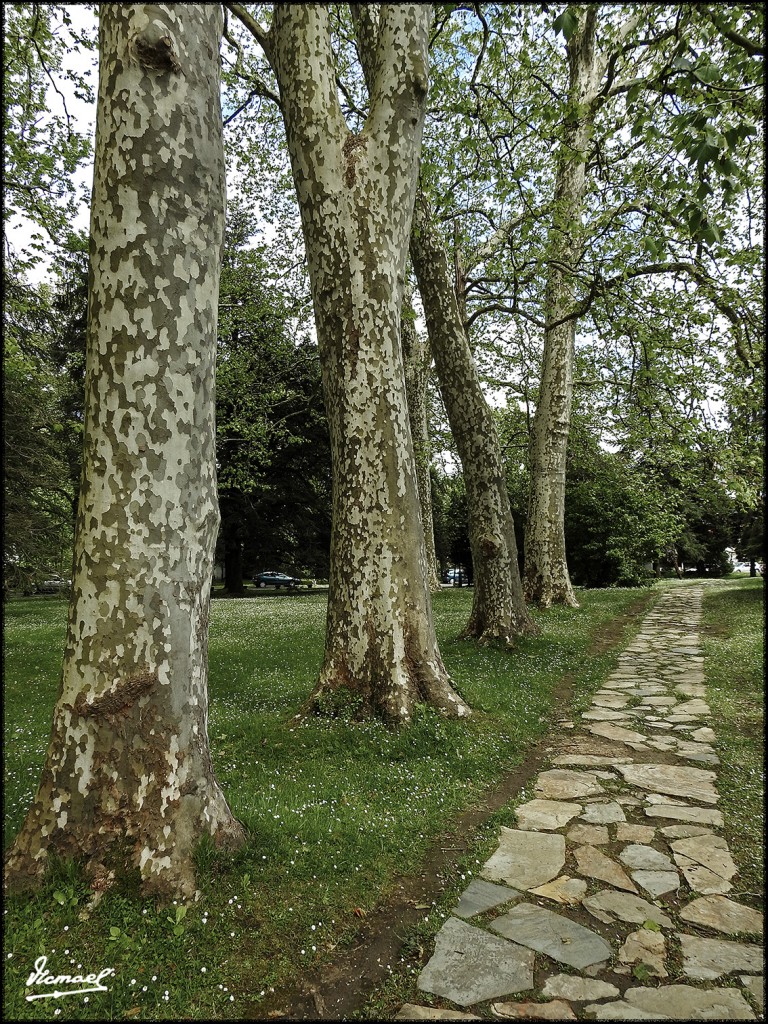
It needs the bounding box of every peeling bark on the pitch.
[267,5,469,722]
[524,8,601,609]
[402,291,441,592]
[411,195,536,646]
[4,5,243,897]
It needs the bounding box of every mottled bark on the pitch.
[411,194,536,645]
[5,5,243,897]
[524,8,601,609]
[402,292,441,592]
[267,4,468,722]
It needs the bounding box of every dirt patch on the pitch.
[246,596,653,1020]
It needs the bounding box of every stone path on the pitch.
[395,585,764,1021]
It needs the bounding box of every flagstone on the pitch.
[490,903,613,970]
[615,823,656,843]
[623,983,756,1019]
[566,823,609,845]
[619,844,675,872]
[659,824,713,839]
[534,769,604,800]
[583,1001,670,1019]
[582,709,632,721]
[592,694,632,708]
[741,977,764,1012]
[574,845,637,892]
[582,889,672,928]
[675,699,711,716]
[587,723,649,746]
[452,878,522,920]
[678,933,764,980]
[417,917,534,1007]
[675,682,707,697]
[689,726,716,743]
[679,895,763,935]
[616,763,719,804]
[670,834,737,881]
[644,793,690,805]
[617,927,667,977]
[541,975,620,1002]
[528,875,587,906]
[644,804,723,826]
[579,800,626,824]
[674,856,733,894]
[552,754,632,767]
[631,870,680,898]
[489,1000,576,1020]
[515,799,583,831]
[394,1006,481,1020]
[481,828,565,890]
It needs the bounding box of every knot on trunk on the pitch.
[73,670,158,718]
[342,133,367,189]
[133,26,181,74]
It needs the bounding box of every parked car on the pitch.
[252,571,302,589]
[442,567,469,585]
[37,575,71,595]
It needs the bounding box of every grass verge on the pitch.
[700,577,764,906]
[4,586,653,1020]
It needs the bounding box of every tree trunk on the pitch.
[5,4,243,897]
[524,8,601,609]
[268,4,469,722]
[402,292,441,592]
[411,195,536,646]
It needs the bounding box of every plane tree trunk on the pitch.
[402,291,441,592]
[4,4,243,897]
[524,8,601,609]
[411,194,536,646]
[264,4,469,722]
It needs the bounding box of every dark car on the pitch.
[37,575,71,595]
[253,571,302,589]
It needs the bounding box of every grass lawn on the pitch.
[4,584,675,1020]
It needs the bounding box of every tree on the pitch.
[228,3,470,722]
[5,5,243,896]
[411,193,536,645]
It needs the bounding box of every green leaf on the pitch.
[173,924,185,937]
[643,919,662,932]
[52,890,66,905]
[109,926,122,939]
[553,9,579,42]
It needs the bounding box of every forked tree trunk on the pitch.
[524,8,601,609]
[402,292,441,592]
[411,195,536,646]
[268,4,469,722]
[5,5,243,897]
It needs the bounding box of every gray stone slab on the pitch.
[566,823,609,845]
[583,1001,670,1019]
[394,1005,481,1021]
[579,800,626,824]
[582,709,632,721]
[453,878,522,919]
[574,845,637,892]
[631,870,680,897]
[489,999,576,1019]
[624,984,756,1019]
[615,763,719,804]
[619,844,675,872]
[552,754,632,767]
[659,824,713,839]
[587,722,649,746]
[534,769,604,800]
[679,895,764,935]
[417,917,534,1006]
[582,889,673,929]
[481,828,565,890]
[678,932,764,980]
[741,977,764,1013]
[528,875,587,906]
[541,975,620,1002]
[670,834,737,881]
[674,854,733,895]
[490,902,612,970]
[617,927,667,977]
[615,823,656,843]
[643,804,724,826]
[515,799,582,831]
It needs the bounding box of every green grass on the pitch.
[701,577,764,906]
[3,586,653,1020]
